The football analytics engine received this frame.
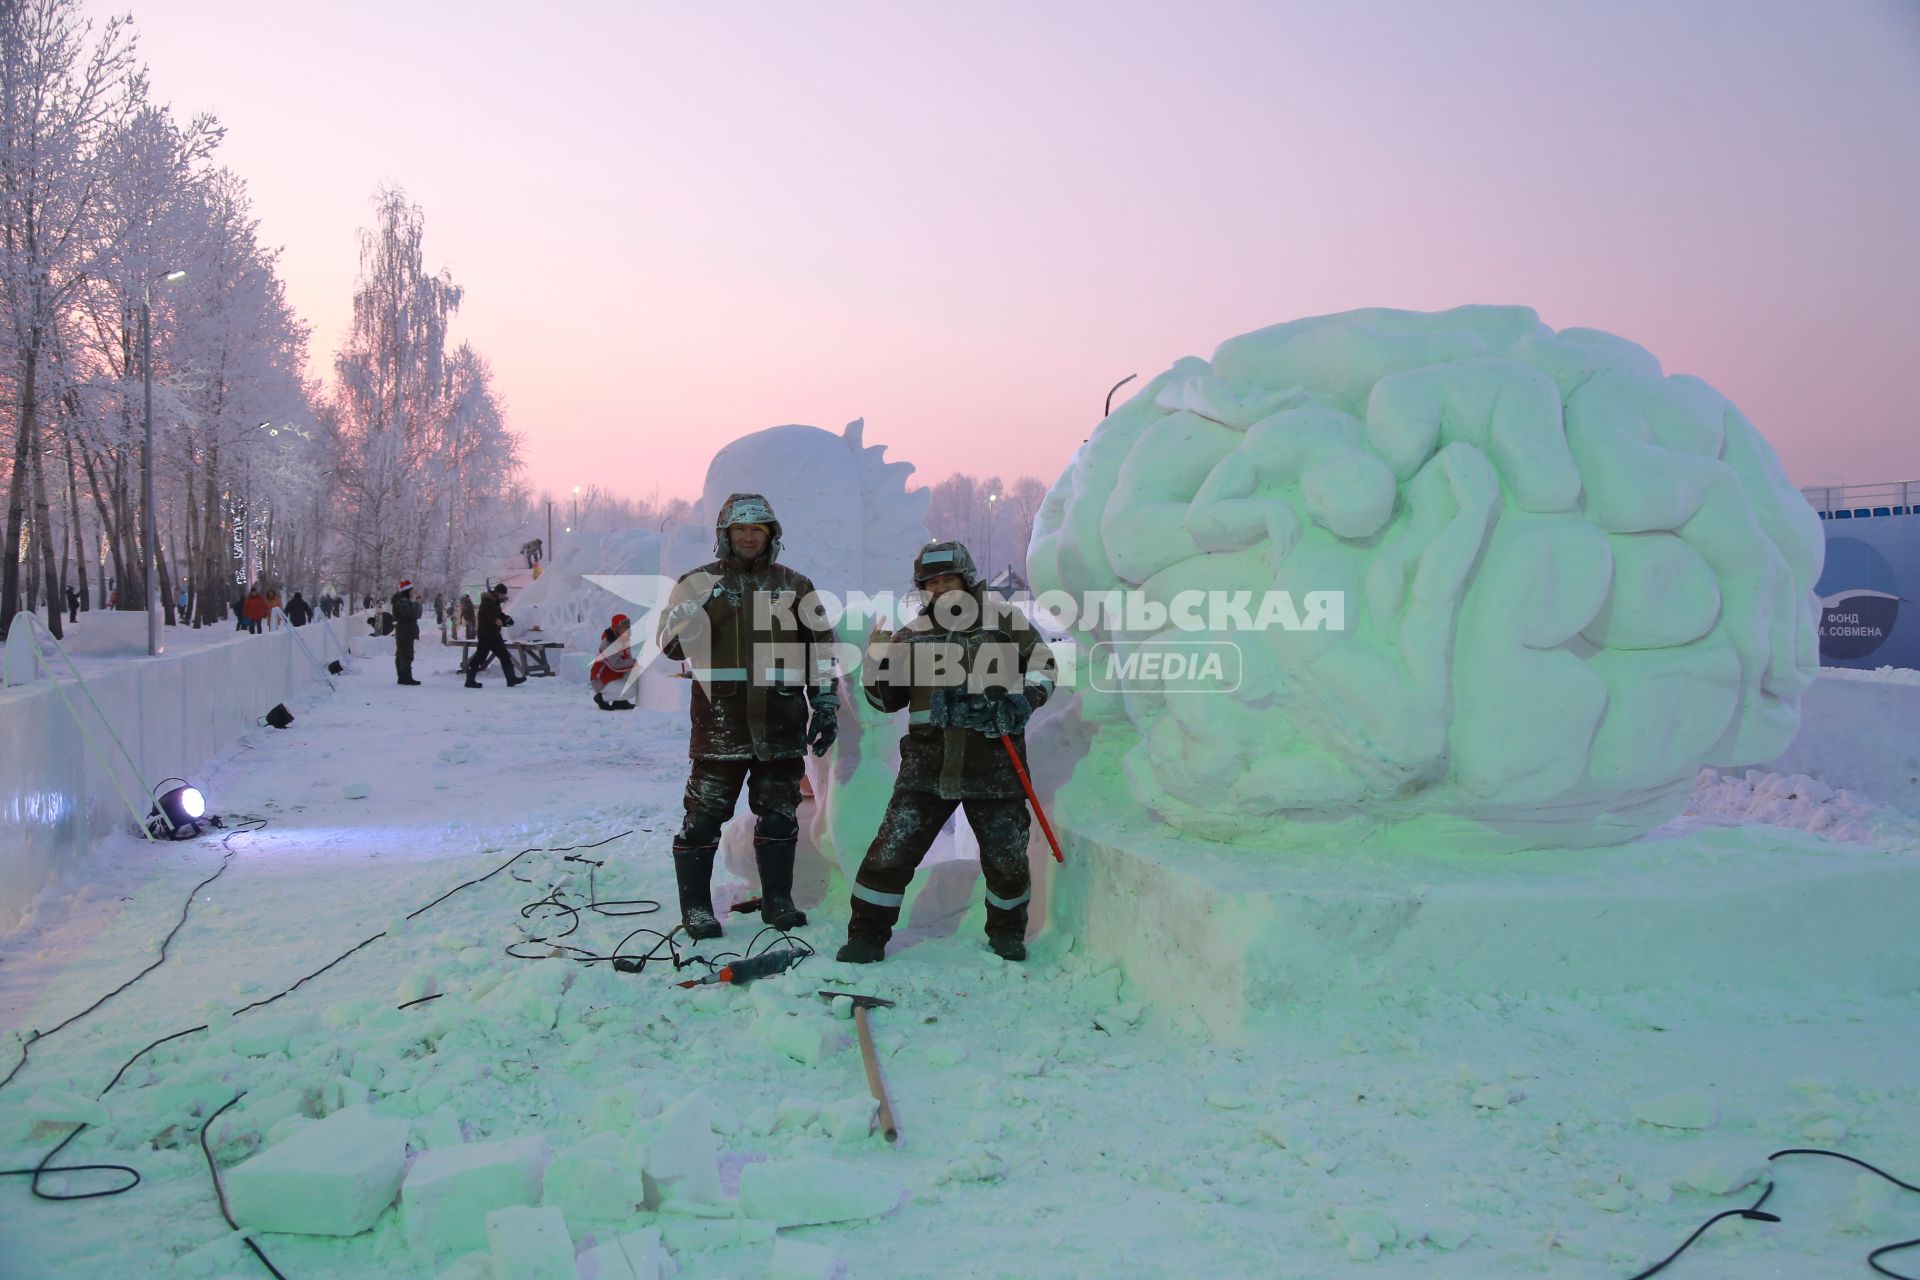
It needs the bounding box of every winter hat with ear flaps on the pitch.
[913,540,979,589]
[713,493,783,561]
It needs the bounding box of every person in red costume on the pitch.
[591,613,638,710]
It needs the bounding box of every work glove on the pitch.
[981,687,1033,737]
[929,685,989,732]
[806,705,838,756]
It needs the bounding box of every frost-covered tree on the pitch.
[332,188,517,598]
[922,471,1048,582]
[0,0,142,638]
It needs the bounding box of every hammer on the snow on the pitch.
[818,991,899,1143]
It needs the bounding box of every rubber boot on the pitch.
[837,891,900,963]
[985,902,1029,962]
[754,839,807,929]
[673,843,723,940]
[836,936,885,964]
[594,691,611,710]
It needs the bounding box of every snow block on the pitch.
[588,1082,662,1137]
[1048,793,1920,1037]
[544,1131,647,1222]
[576,1227,670,1280]
[757,1013,835,1067]
[737,1156,903,1227]
[226,1103,410,1237]
[642,1093,724,1206]
[434,1252,492,1280]
[820,1096,877,1145]
[770,1236,842,1280]
[403,1134,549,1257]
[657,1214,776,1252]
[485,1204,573,1280]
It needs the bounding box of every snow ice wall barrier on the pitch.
[1030,306,1825,853]
[0,618,353,928]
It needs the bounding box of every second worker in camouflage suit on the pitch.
[837,540,1056,964]
[658,494,840,938]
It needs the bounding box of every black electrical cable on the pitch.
[405,830,632,921]
[1625,1148,1920,1280]
[503,845,711,972]
[4,829,637,1212]
[0,1024,210,1200]
[233,830,636,1015]
[0,818,266,1093]
[502,843,818,982]
[199,1093,288,1280]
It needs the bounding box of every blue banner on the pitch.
[1815,514,1920,670]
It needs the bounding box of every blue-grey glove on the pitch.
[806,705,838,756]
[982,688,1032,737]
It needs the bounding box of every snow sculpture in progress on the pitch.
[1029,306,1824,852]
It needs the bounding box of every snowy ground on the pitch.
[4,659,1919,1279]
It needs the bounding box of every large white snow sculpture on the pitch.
[1029,306,1825,852]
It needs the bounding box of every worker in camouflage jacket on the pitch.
[657,493,839,938]
[837,540,1056,964]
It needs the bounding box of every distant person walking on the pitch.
[286,591,313,627]
[391,577,423,685]
[65,586,79,624]
[242,588,268,634]
[459,593,477,640]
[465,583,523,689]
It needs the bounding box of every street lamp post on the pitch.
[142,269,186,655]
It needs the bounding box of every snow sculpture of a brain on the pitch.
[1029,306,1824,852]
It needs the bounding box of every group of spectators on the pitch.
[233,584,348,632]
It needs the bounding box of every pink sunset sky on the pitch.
[110,0,1917,503]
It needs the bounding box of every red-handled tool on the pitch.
[999,735,1064,864]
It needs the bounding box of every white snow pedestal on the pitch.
[1046,792,1920,1040]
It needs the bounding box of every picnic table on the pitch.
[443,635,565,678]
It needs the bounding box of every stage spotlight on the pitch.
[148,779,211,840]
[327,660,344,675]
[262,703,294,729]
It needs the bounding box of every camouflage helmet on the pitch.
[912,540,979,589]
[713,492,782,561]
